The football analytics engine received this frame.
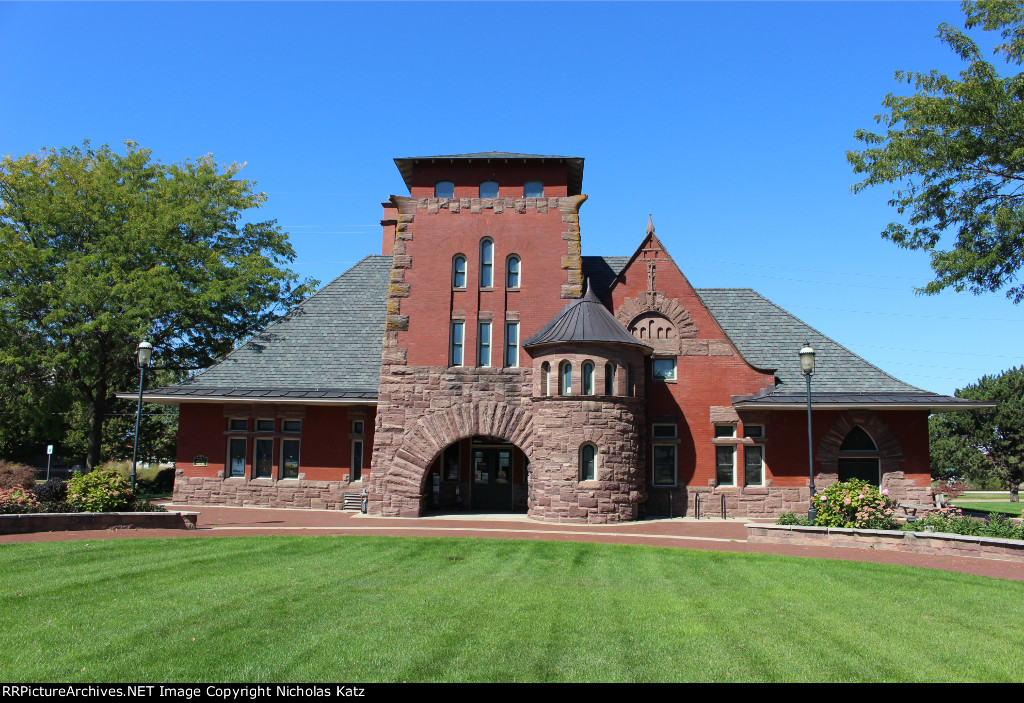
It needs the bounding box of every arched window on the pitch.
[541,362,550,396]
[524,181,543,198]
[582,362,594,395]
[506,255,521,288]
[560,362,572,395]
[579,444,596,481]
[604,363,615,395]
[435,181,454,198]
[452,255,467,288]
[840,426,877,451]
[480,239,494,287]
[838,426,881,485]
[479,181,499,198]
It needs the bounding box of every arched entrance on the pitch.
[422,436,530,513]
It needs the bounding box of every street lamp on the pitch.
[130,340,154,492]
[800,340,816,522]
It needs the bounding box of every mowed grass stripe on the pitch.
[1,536,1021,682]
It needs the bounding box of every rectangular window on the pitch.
[744,445,764,486]
[227,438,246,477]
[714,424,736,438]
[281,439,300,479]
[652,445,676,486]
[504,322,519,367]
[653,358,677,381]
[450,321,464,366]
[716,445,736,486]
[255,419,274,432]
[352,420,364,435]
[254,438,274,478]
[652,423,677,439]
[351,439,363,481]
[744,424,764,439]
[228,418,248,432]
[282,419,302,433]
[478,322,491,367]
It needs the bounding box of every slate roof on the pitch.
[524,281,651,352]
[143,255,391,400]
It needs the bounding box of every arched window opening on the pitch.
[582,362,595,395]
[524,181,543,198]
[479,181,499,198]
[435,181,454,198]
[579,444,596,481]
[452,255,467,288]
[560,362,572,396]
[604,363,615,395]
[480,239,494,287]
[506,255,521,288]
[840,426,877,451]
[838,426,881,485]
[541,362,550,396]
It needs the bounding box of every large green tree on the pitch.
[0,141,315,468]
[929,366,1024,500]
[848,0,1024,302]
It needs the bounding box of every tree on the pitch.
[0,141,316,468]
[848,0,1024,302]
[929,366,1024,500]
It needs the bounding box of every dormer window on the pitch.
[479,181,499,198]
[524,181,543,198]
[435,181,454,198]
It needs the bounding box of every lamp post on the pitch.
[800,340,816,522]
[130,340,153,492]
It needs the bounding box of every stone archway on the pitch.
[815,410,907,492]
[370,400,535,517]
[615,291,698,355]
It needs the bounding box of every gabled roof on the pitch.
[139,255,391,403]
[394,152,585,196]
[524,281,651,352]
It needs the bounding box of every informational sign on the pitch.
[46,445,53,455]
[193,455,209,467]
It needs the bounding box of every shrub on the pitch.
[66,470,133,513]
[813,479,898,529]
[31,478,67,504]
[776,511,814,526]
[0,487,41,514]
[982,512,1024,540]
[135,467,175,495]
[0,461,36,490]
[903,508,1024,540]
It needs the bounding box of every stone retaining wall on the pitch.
[747,523,1024,563]
[0,511,199,534]
[174,475,360,510]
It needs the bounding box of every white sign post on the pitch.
[46,444,53,481]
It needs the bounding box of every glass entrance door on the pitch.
[471,447,513,511]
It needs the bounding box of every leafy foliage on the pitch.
[929,366,1024,501]
[0,141,316,468]
[0,461,36,490]
[30,478,67,504]
[0,487,40,514]
[775,511,814,526]
[904,506,1024,539]
[66,469,133,513]
[813,479,898,529]
[848,0,1024,302]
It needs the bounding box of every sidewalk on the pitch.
[3,503,1022,582]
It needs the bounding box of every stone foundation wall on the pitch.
[173,474,361,510]
[528,396,645,523]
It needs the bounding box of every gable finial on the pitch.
[646,214,655,236]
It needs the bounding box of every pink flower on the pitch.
[881,489,889,496]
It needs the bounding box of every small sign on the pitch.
[193,455,209,467]
[46,445,53,455]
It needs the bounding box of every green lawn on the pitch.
[952,501,1023,516]
[1,536,1022,682]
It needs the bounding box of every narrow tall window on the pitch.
[560,362,572,395]
[582,362,594,395]
[626,365,635,397]
[716,446,736,486]
[435,181,454,198]
[506,255,520,288]
[579,444,596,481]
[480,239,493,288]
[254,438,273,478]
[744,446,763,486]
[541,362,550,396]
[452,255,467,288]
[227,437,246,478]
[450,321,465,366]
[478,322,491,367]
[524,181,543,198]
[479,181,499,198]
[505,322,519,367]
[281,439,300,479]
[604,363,615,395]
[652,445,676,486]
[351,440,364,481]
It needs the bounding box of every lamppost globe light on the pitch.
[799,341,815,374]
[136,340,153,368]
[800,340,817,522]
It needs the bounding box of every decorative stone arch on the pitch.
[377,400,536,501]
[615,291,697,355]
[816,410,905,476]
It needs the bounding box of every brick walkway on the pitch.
[3,503,1022,582]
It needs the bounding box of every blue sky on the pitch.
[2,1,1020,396]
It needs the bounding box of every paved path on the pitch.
[3,503,1023,582]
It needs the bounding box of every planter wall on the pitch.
[0,511,199,534]
[747,523,1024,563]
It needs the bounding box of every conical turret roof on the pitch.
[524,282,652,353]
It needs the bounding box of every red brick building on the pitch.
[146,153,982,522]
